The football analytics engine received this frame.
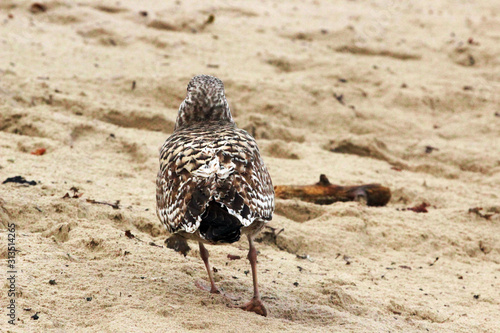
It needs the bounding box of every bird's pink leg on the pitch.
[237,235,267,316]
[196,242,240,301]
[196,242,219,294]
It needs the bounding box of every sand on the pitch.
[1,0,499,332]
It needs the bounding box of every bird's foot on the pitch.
[233,297,267,317]
[195,280,219,294]
[195,280,240,301]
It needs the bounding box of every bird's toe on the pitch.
[235,298,267,317]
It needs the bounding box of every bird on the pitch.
[156,75,275,316]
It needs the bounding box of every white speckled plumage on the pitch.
[156,75,274,241]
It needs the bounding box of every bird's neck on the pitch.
[174,99,234,131]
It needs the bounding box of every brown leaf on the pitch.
[468,207,493,220]
[408,202,429,213]
[63,187,83,199]
[31,148,46,155]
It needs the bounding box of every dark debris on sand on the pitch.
[2,176,37,186]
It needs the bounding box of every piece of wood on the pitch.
[86,199,120,209]
[274,174,391,206]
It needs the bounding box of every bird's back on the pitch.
[156,122,274,243]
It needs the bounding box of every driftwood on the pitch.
[274,174,391,207]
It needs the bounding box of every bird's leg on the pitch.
[196,242,240,301]
[196,242,219,294]
[248,236,261,299]
[237,235,268,316]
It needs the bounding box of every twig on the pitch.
[86,199,120,209]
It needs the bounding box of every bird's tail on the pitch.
[199,200,241,244]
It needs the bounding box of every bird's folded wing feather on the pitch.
[156,127,274,234]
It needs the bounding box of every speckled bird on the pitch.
[156,75,274,316]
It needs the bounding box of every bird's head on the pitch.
[175,75,233,130]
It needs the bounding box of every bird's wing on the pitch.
[156,126,274,234]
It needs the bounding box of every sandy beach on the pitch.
[1,0,499,332]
